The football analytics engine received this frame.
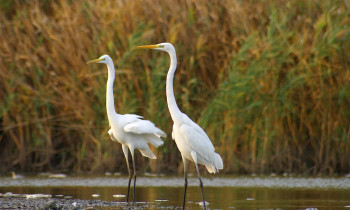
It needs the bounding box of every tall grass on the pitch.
[0,0,349,175]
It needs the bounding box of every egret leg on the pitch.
[191,152,206,210]
[122,145,131,203]
[130,146,136,204]
[182,156,188,210]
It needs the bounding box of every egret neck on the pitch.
[106,62,117,118]
[166,49,182,122]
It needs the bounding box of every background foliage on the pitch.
[0,0,349,175]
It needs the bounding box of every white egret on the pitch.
[87,55,166,203]
[137,43,223,209]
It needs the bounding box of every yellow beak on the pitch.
[86,58,102,64]
[136,45,159,49]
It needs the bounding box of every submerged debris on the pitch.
[155,199,169,202]
[26,194,52,199]
[48,174,67,178]
[0,192,51,199]
[112,194,125,198]
[197,201,209,206]
[11,172,24,179]
[0,195,125,209]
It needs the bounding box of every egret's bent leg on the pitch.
[191,152,206,210]
[130,146,136,204]
[182,156,188,210]
[122,145,131,203]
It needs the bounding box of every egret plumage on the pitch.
[87,55,166,203]
[137,43,223,209]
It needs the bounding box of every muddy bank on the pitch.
[0,197,129,209]
[0,193,143,209]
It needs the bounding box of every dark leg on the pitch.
[131,148,137,204]
[191,151,206,209]
[182,156,188,210]
[197,169,207,209]
[122,145,131,203]
[126,169,132,203]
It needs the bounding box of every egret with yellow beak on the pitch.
[87,55,166,203]
[137,43,223,209]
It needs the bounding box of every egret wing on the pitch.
[124,120,166,137]
[179,122,215,164]
[123,114,143,122]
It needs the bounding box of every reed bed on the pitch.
[0,0,349,175]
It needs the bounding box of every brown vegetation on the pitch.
[0,0,349,175]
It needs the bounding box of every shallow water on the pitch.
[1,174,350,209]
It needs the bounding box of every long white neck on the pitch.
[106,62,117,117]
[166,50,183,122]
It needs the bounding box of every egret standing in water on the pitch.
[87,55,166,203]
[137,43,223,209]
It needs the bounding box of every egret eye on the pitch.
[158,45,164,48]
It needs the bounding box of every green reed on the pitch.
[0,0,349,175]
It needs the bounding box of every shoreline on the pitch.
[0,196,130,209]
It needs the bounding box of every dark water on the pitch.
[1,175,350,209]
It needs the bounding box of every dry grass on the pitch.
[0,0,349,175]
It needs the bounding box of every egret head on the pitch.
[86,54,113,65]
[137,43,175,53]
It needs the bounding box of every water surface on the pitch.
[1,175,350,209]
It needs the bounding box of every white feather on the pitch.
[87,54,166,199]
